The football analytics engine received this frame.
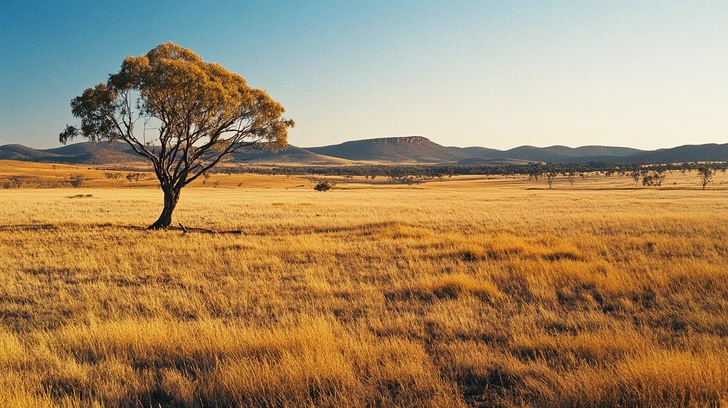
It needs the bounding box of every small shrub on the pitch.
[69,175,85,188]
[642,171,666,187]
[314,181,335,191]
[126,173,143,183]
[8,176,25,188]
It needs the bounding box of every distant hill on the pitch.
[450,146,503,160]
[0,141,350,166]
[0,144,64,162]
[306,138,728,164]
[2,137,727,166]
[43,141,135,156]
[454,157,532,166]
[308,136,471,163]
[626,144,728,164]
[0,142,145,165]
[229,145,352,165]
[507,145,646,162]
[44,142,146,164]
[449,145,646,163]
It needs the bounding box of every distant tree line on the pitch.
[217,161,727,186]
[2,161,724,190]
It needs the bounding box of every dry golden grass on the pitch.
[1,161,728,407]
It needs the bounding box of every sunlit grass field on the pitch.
[1,161,728,407]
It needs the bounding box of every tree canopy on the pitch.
[61,42,294,229]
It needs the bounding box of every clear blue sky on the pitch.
[1,1,727,150]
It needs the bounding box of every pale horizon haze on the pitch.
[1,1,727,151]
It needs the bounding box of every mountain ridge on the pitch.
[1,137,727,166]
[308,136,472,163]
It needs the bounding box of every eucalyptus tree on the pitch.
[61,42,293,229]
[697,167,713,190]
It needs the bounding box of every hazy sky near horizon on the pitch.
[1,1,727,150]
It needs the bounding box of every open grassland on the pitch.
[1,161,728,407]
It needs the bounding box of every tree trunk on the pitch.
[148,187,180,229]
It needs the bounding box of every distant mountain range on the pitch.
[0,142,144,165]
[2,136,728,166]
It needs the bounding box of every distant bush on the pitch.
[642,170,666,187]
[69,175,85,188]
[126,173,143,183]
[8,176,26,188]
[314,181,335,191]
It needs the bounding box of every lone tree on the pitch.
[697,167,713,190]
[60,42,293,229]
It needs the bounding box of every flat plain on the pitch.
[1,161,727,407]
